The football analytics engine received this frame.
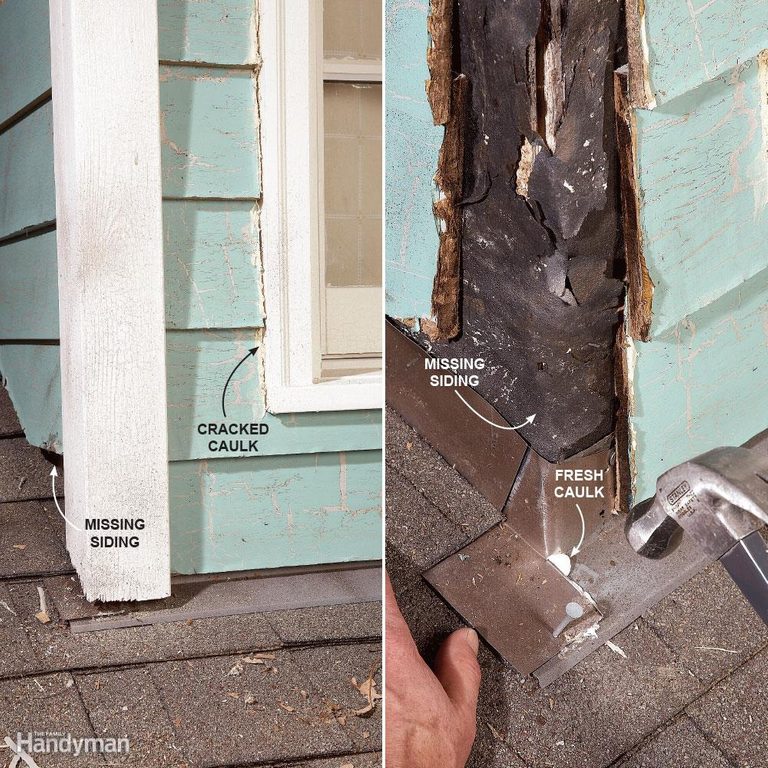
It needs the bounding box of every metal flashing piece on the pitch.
[52,565,382,634]
[424,523,602,675]
[425,510,712,682]
[385,322,527,511]
[533,516,712,685]
[504,447,616,560]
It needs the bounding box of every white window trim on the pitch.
[323,59,381,81]
[259,0,383,413]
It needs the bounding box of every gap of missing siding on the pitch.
[419,1,631,477]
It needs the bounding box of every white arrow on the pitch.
[49,467,83,532]
[454,390,535,431]
[571,503,586,557]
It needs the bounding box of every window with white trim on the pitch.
[260,0,383,413]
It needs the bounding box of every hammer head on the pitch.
[626,447,768,560]
[625,498,684,559]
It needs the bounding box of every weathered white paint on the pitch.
[259,0,383,413]
[49,0,171,601]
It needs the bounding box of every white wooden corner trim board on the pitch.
[259,0,383,413]
[48,0,171,601]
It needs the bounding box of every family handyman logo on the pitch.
[4,733,130,764]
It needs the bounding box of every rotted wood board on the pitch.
[0,0,51,128]
[158,0,257,65]
[384,0,442,320]
[169,450,382,574]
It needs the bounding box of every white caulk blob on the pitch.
[547,552,573,576]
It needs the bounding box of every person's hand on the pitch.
[385,575,482,768]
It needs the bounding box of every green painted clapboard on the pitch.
[628,54,768,502]
[0,345,382,574]
[158,0,257,65]
[163,200,263,329]
[0,335,381,459]
[0,101,55,240]
[0,203,263,337]
[639,0,768,106]
[630,267,768,503]
[169,450,382,573]
[0,232,58,340]
[0,345,62,452]
[165,330,381,460]
[159,65,260,198]
[384,0,441,320]
[0,0,51,127]
[0,0,382,578]
[633,59,768,335]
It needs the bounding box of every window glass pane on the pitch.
[323,82,382,288]
[321,2,382,367]
[323,0,381,60]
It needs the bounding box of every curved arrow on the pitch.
[454,390,535,431]
[571,503,586,557]
[50,467,83,532]
[221,346,259,418]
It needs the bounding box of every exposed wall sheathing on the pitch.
[422,0,625,462]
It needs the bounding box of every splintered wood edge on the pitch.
[426,73,467,342]
[614,69,653,342]
[613,325,633,514]
[426,0,453,126]
[423,0,464,342]
[625,0,656,109]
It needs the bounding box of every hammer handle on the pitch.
[721,531,768,626]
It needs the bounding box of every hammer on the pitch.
[626,446,768,624]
